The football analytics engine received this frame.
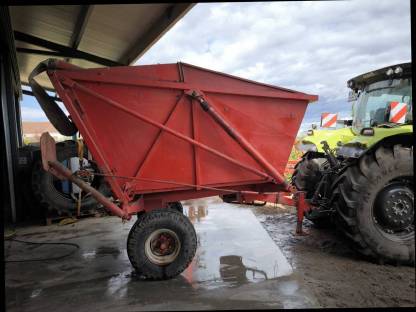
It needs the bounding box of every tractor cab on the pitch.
[348,63,412,134]
[336,62,412,158]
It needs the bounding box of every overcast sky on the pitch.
[21,0,411,133]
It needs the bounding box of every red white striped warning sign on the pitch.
[389,102,407,123]
[321,113,337,128]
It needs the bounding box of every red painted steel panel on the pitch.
[46,61,317,206]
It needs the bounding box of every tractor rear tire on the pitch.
[127,209,197,280]
[31,140,108,216]
[292,155,327,198]
[334,145,414,265]
[292,154,331,227]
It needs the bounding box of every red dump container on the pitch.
[33,60,317,216]
[32,59,318,280]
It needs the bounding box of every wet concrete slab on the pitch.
[5,197,319,311]
[182,198,292,288]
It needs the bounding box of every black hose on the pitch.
[4,238,80,263]
[28,59,78,136]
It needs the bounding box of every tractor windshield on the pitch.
[352,78,412,133]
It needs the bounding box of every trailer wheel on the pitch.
[292,154,331,226]
[127,209,197,280]
[167,202,183,213]
[334,145,414,265]
[31,140,108,216]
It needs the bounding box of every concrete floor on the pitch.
[5,197,319,311]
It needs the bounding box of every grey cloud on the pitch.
[137,0,411,126]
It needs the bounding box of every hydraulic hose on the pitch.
[28,59,78,136]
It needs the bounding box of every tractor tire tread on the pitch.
[334,144,414,264]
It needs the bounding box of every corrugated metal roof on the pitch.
[10,4,194,90]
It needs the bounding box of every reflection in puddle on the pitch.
[278,280,299,296]
[105,269,132,299]
[219,255,268,286]
[182,201,292,290]
[187,205,208,223]
[30,289,42,298]
[82,250,96,260]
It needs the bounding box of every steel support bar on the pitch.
[69,5,93,50]
[94,172,253,195]
[22,89,62,102]
[119,4,195,64]
[16,48,81,58]
[48,160,130,220]
[66,5,93,63]
[187,91,290,191]
[49,72,129,204]
[132,93,184,179]
[64,79,274,181]
[14,31,122,67]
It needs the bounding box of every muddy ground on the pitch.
[250,203,415,308]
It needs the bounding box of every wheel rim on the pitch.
[373,178,414,238]
[145,229,181,265]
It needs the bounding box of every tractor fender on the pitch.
[359,133,413,158]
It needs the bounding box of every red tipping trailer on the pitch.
[31,59,317,279]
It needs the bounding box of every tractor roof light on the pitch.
[386,68,394,76]
[394,66,403,75]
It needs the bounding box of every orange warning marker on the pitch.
[389,102,407,124]
[321,113,337,128]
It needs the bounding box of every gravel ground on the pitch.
[251,203,415,308]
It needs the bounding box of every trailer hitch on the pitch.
[293,191,311,235]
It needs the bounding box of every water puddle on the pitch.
[182,199,293,289]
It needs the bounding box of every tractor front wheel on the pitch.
[334,145,414,265]
[127,209,197,280]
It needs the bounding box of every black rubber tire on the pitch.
[29,59,78,136]
[167,202,184,213]
[127,209,197,280]
[31,140,107,216]
[334,144,414,265]
[220,194,237,203]
[292,156,327,198]
[292,155,331,227]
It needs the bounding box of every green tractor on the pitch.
[297,118,355,154]
[292,62,413,264]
